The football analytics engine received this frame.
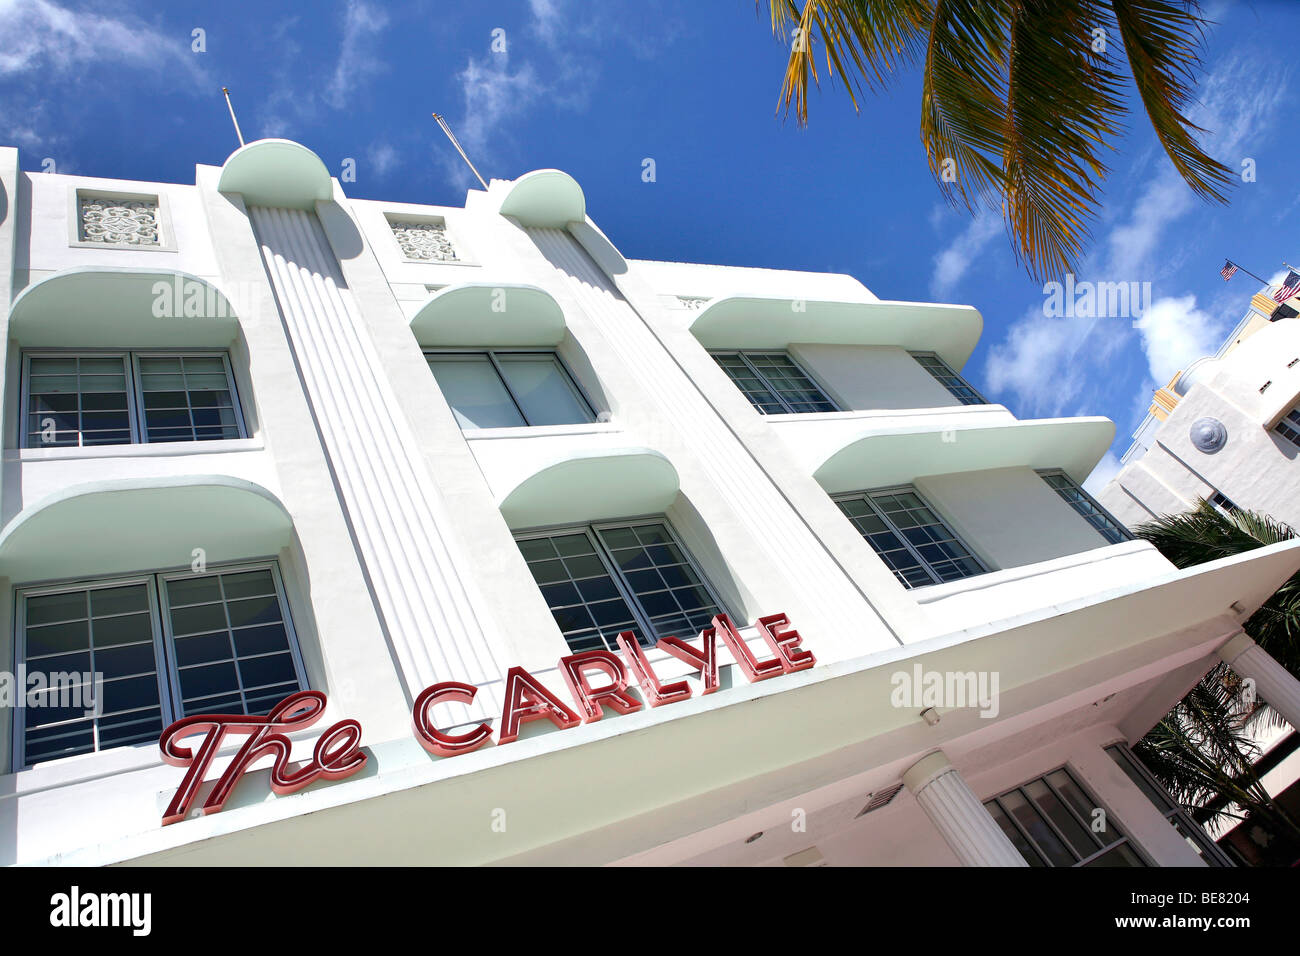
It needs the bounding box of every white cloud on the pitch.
[324,0,389,109]
[1083,450,1122,496]
[983,304,1095,417]
[0,0,205,82]
[529,0,564,46]
[439,56,543,187]
[930,211,1002,298]
[1131,294,1227,385]
[366,142,399,178]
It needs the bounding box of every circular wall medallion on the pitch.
[1190,417,1228,453]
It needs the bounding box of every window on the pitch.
[710,351,838,414]
[984,767,1147,867]
[15,563,306,768]
[22,351,245,449]
[1105,744,1231,866]
[834,487,985,588]
[911,351,986,405]
[1038,470,1131,544]
[425,350,595,429]
[1209,491,1239,516]
[515,520,727,653]
[1275,405,1300,448]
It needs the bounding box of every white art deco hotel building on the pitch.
[2,139,1299,867]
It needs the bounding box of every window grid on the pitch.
[1105,744,1231,867]
[834,487,985,589]
[21,350,245,449]
[17,578,167,765]
[1038,470,1131,544]
[515,519,726,653]
[710,351,838,415]
[911,351,987,405]
[134,354,242,443]
[984,766,1147,867]
[24,354,132,447]
[1275,406,1300,448]
[424,348,596,429]
[160,566,305,718]
[14,562,306,769]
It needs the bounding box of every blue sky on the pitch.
[2,0,1297,489]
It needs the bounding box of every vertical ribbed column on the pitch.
[526,227,893,643]
[1219,632,1300,729]
[249,205,504,721]
[903,751,1028,867]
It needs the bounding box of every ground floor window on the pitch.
[1105,743,1232,866]
[984,766,1147,866]
[15,562,306,768]
[515,519,727,653]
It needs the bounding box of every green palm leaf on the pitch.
[763,0,1233,280]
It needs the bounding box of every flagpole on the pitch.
[222,87,246,148]
[1226,259,1269,285]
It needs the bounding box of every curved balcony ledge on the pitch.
[688,296,982,369]
[409,282,565,347]
[0,475,292,584]
[804,416,1114,494]
[9,267,240,348]
[217,139,333,210]
[497,169,586,228]
[466,428,678,529]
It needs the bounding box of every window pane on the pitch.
[427,354,525,429]
[495,355,593,426]
[138,354,241,443]
[163,569,302,717]
[712,352,785,414]
[26,355,131,447]
[21,582,163,766]
[912,352,986,405]
[517,532,643,652]
[836,490,982,588]
[998,790,1077,866]
[597,523,722,642]
[712,351,836,414]
[1040,471,1130,544]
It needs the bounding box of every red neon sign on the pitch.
[158,690,367,826]
[160,613,812,825]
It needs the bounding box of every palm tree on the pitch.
[762,1,1232,280]
[1134,501,1300,853]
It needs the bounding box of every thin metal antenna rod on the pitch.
[433,113,488,189]
[222,87,246,148]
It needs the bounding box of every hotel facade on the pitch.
[3,139,1300,867]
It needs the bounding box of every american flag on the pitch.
[1273,270,1300,303]
[1221,260,1238,281]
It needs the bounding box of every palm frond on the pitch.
[1111,0,1233,202]
[768,0,931,125]
[999,0,1126,280]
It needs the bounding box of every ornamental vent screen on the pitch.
[855,782,904,818]
[390,219,459,262]
[78,194,161,246]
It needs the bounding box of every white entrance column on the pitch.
[1218,633,1300,729]
[903,751,1029,867]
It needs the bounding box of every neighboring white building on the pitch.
[1099,290,1300,528]
[2,139,1300,867]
